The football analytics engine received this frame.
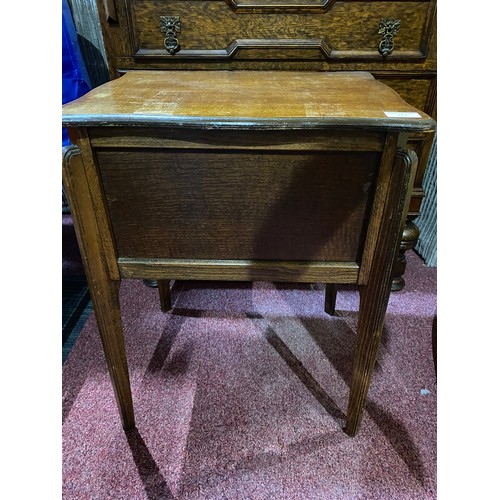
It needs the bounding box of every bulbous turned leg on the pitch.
[391,218,420,291]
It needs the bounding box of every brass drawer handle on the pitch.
[160,16,181,55]
[378,18,400,56]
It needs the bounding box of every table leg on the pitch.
[344,147,417,436]
[158,280,172,312]
[324,284,338,316]
[344,284,389,436]
[62,145,135,430]
[91,279,135,429]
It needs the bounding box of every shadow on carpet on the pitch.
[62,251,437,499]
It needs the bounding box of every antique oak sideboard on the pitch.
[93,0,437,289]
[62,70,435,436]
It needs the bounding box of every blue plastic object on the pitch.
[62,0,91,146]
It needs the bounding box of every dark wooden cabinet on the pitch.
[93,0,437,287]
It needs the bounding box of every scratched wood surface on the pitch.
[62,70,434,131]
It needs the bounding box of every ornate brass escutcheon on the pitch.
[160,16,181,54]
[378,18,400,56]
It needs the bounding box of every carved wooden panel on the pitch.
[126,1,435,62]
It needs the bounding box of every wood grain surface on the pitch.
[97,149,379,261]
[62,70,434,131]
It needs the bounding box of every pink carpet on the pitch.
[62,250,436,499]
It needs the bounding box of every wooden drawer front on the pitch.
[97,149,379,262]
[127,0,435,62]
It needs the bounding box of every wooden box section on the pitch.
[97,148,380,261]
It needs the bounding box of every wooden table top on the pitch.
[62,70,435,131]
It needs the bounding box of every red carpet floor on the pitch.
[62,251,436,499]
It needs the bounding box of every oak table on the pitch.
[62,70,435,437]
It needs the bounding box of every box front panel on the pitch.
[97,149,380,262]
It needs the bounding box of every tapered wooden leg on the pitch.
[63,144,135,430]
[158,280,172,312]
[324,284,338,316]
[344,147,418,437]
[91,279,135,429]
[344,284,389,436]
